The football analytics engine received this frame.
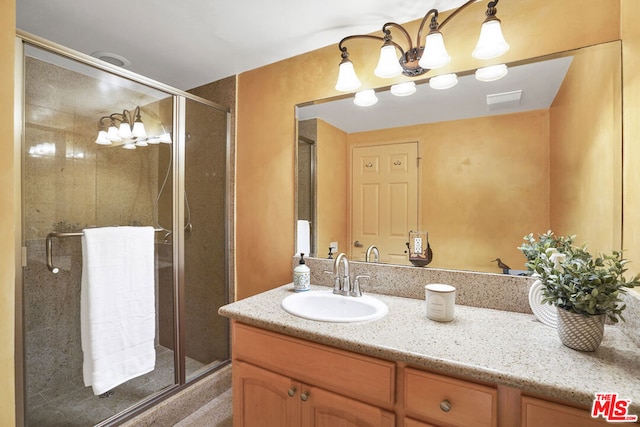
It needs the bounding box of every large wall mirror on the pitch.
[296,41,622,274]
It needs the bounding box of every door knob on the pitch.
[300,391,310,401]
[354,240,363,248]
[287,387,297,397]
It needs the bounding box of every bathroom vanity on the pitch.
[219,283,640,426]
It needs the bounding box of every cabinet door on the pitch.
[301,384,395,427]
[233,361,300,427]
[521,396,611,427]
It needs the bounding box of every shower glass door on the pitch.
[19,40,229,426]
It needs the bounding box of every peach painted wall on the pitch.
[348,110,550,273]
[316,119,348,258]
[550,41,622,255]
[1,0,16,424]
[236,0,622,297]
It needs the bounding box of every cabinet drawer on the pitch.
[232,322,396,409]
[404,368,497,427]
[521,396,610,426]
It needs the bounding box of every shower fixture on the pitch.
[95,106,172,149]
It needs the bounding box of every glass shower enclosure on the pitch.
[16,34,231,426]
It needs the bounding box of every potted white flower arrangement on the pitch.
[519,231,640,351]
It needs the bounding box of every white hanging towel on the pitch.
[296,220,310,256]
[81,226,156,395]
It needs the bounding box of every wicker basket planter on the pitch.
[556,308,605,352]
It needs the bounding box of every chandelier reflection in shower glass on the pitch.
[95,105,172,149]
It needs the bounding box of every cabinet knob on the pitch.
[300,391,310,401]
[439,399,451,412]
[287,387,297,397]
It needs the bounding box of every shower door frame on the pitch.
[14,30,233,427]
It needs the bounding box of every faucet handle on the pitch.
[351,275,370,297]
[325,270,341,294]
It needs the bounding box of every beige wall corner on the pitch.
[1,0,16,425]
[622,0,640,292]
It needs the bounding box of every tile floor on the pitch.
[25,346,206,426]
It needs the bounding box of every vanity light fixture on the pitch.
[95,107,173,149]
[335,0,509,92]
[95,106,147,147]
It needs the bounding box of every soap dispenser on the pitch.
[293,253,310,292]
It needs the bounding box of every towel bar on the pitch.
[45,228,164,274]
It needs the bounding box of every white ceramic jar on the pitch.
[425,284,456,322]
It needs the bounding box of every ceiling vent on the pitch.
[90,51,131,68]
[486,90,522,111]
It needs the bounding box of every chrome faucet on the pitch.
[365,245,380,263]
[332,253,350,295]
[330,253,369,297]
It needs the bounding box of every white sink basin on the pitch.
[281,290,388,322]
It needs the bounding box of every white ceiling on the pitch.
[297,56,573,133]
[16,0,475,90]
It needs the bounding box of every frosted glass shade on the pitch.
[472,20,509,60]
[159,133,172,144]
[418,32,451,70]
[122,142,137,150]
[147,137,160,144]
[107,125,122,142]
[135,139,148,147]
[335,61,362,92]
[118,122,132,139]
[374,45,403,78]
[475,64,508,82]
[95,130,111,145]
[429,73,458,90]
[353,89,378,107]
[132,121,147,138]
[390,82,417,97]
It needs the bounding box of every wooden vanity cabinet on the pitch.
[403,367,498,427]
[231,321,612,427]
[521,396,611,426]
[232,322,395,427]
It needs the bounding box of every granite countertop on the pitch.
[219,284,640,414]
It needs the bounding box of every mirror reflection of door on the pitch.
[351,142,419,264]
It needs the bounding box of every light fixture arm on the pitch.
[415,9,439,48]
[338,34,404,61]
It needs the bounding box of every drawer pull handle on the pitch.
[440,399,452,412]
[287,387,297,397]
[300,391,310,402]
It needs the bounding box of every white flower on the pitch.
[549,252,567,271]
